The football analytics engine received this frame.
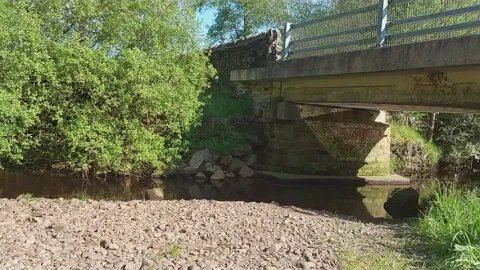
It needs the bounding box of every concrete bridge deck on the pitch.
[231,36,480,113]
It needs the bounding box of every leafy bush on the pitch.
[391,124,442,166]
[413,185,480,269]
[187,91,252,154]
[0,0,215,174]
[188,121,247,154]
[434,114,480,167]
[201,91,253,119]
[391,112,480,170]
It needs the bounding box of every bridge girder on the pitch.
[230,36,480,113]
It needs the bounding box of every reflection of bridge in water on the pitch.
[212,0,480,182]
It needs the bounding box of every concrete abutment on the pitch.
[246,80,392,177]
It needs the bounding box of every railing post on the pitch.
[377,0,389,47]
[283,23,292,60]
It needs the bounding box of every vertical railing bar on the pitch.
[286,0,480,58]
[283,23,292,60]
[377,0,389,47]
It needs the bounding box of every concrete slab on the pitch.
[256,171,410,187]
[231,36,480,81]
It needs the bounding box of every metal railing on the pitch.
[283,0,480,60]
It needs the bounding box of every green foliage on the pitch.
[74,192,92,202]
[290,0,480,58]
[391,124,442,166]
[16,193,36,201]
[202,91,253,119]
[388,0,480,45]
[392,112,480,169]
[0,0,215,174]
[412,185,480,269]
[188,91,252,154]
[390,112,432,135]
[434,114,480,167]
[340,250,410,270]
[162,243,183,258]
[286,0,330,23]
[189,122,247,154]
[198,0,288,43]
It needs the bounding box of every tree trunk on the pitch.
[428,112,438,142]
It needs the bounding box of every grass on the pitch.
[16,193,36,201]
[411,184,480,269]
[188,121,247,154]
[188,90,253,154]
[340,249,410,270]
[391,124,442,166]
[161,243,183,258]
[73,192,92,201]
[201,90,253,119]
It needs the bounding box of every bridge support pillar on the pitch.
[248,82,391,176]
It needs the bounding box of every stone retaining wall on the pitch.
[209,30,282,86]
[266,103,391,176]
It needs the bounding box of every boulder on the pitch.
[187,149,213,173]
[225,172,236,178]
[182,166,198,176]
[152,179,164,188]
[195,172,208,182]
[151,170,163,179]
[145,188,164,201]
[384,188,419,219]
[244,154,258,166]
[230,158,247,172]
[204,162,222,175]
[239,166,255,178]
[220,155,234,167]
[233,145,252,157]
[210,169,226,181]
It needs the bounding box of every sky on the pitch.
[196,8,217,38]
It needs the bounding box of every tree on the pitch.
[287,0,331,23]
[391,111,480,170]
[434,114,480,168]
[198,0,289,43]
[0,0,215,175]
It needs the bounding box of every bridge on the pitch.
[231,36,480,113]
[211,0,480,181]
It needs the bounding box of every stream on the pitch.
[0,170,419,220]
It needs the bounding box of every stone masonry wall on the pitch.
[206,30,283,165]
[267,103,391,176]
[209,29,282,89]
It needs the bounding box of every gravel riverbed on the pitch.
[0,198,411,270]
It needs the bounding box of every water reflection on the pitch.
[0,171,416,220]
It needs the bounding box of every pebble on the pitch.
[0,198,403,269]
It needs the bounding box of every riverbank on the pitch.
[0,198,417,270]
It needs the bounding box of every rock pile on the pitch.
[181,147,257,183]
[145,147,259,201]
